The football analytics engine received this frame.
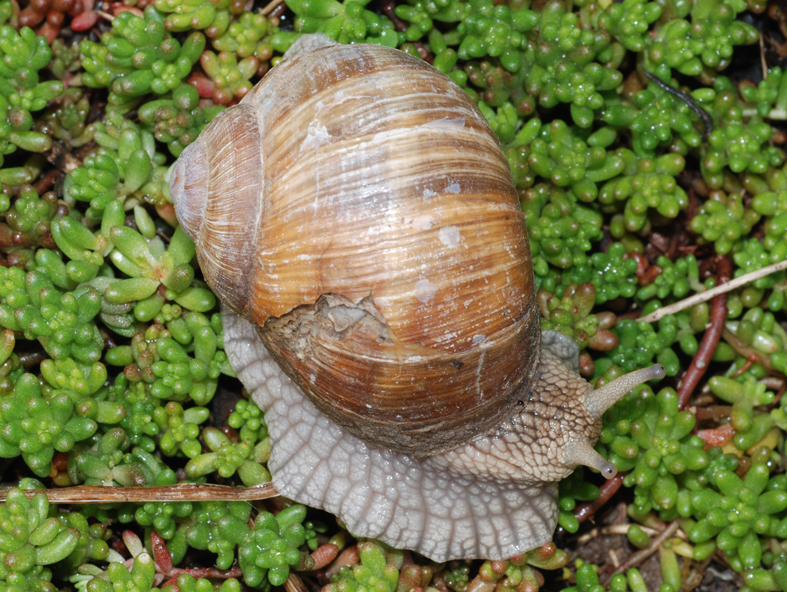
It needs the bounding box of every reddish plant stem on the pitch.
[694,405,732,422]
[33,169,63,194]
[731,353,758,378]
[145,531,242,583]
[171,567,243,579]
[573,472,627,526]
[677,255,731,410]
[722,328,779,373]
[617,310,642,320]
[774,383,787,407]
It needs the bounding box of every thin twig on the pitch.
[694,405,732,421]
[638,257,787,324]
[260,0,283,15]
[575,524,688,542]
[608,549,620,568]
[770,108,787,120]
[0,482,279,503]
[722,328,779,373]
[33,169,63,195]
[173,567,243,580]
[683,558,713,592]
[605,521,680,582]
[573,473,627,525]
[284,572,310,592]
[760,34,768,82]
[677,256,731,410]
[730,353,758,378]
[760,376,787,391]
[742,106,787,120]
[644,71,713,140]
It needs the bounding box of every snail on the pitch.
[169,36,665,562]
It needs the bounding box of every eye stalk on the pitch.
[586,364,667,419]
[564,437,618,480]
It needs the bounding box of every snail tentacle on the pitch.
[585,364,667,419]
[563,437,617,479]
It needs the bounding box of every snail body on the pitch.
[170,38,664,561]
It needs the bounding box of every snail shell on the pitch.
[170,38,665,561]
[171,41,541,455]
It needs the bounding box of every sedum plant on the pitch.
[0,0,786,591]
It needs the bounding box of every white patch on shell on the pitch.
[299,122,331,154]
[430,331,458,347]
[414,279,436,304]
[421,117,466,131]
[446,183,461,193]
[439,225,461,247]
[412,215,433,230]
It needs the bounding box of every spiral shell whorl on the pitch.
[171,104,263,316]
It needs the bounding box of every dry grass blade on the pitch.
[576,524,688,541]
[0,482,279,503]
[285,572,310,592]
[638,258,787,324]
[260,0,284,15]
[602,521,680,585]
[676,255,731,410]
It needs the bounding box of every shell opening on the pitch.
[586,364,666,419]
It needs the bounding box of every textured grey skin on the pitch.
[541,329,580,374]
[222,308,608,561]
